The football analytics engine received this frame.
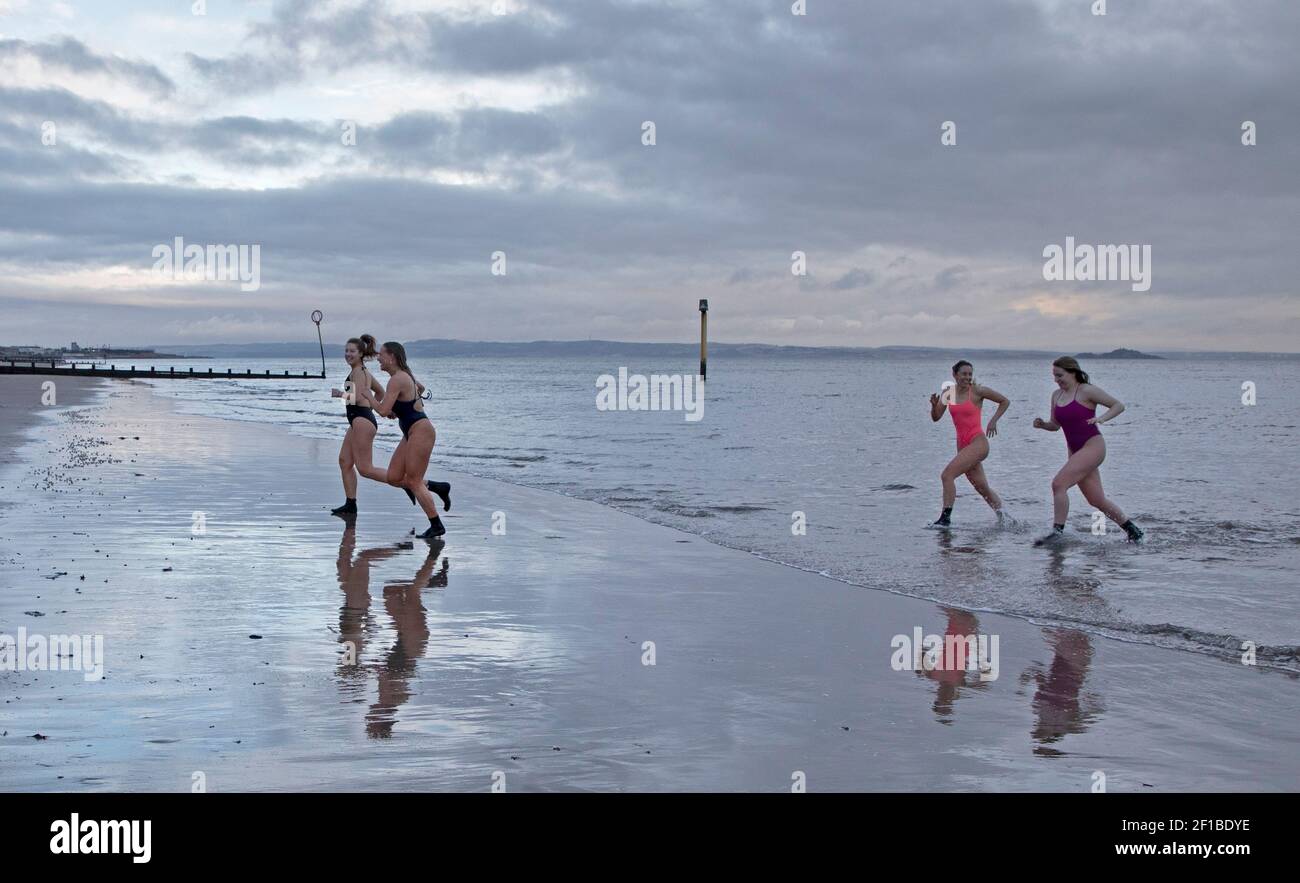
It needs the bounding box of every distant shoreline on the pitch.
[0,351,207,363]
[81,341,1300,360]
[6,340,1297,360]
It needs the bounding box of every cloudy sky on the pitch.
[1,0,1296,351]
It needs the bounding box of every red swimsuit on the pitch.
[949,395,984,450]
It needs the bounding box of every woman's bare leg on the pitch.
[964,461,1003,512]
[338,430,358,499]
[385,438,410,490]
[937,436,988,521]
[348,420,388,485]
[1078,469,1127,525]
[1050,437,1106,525]
[402,426,439,519]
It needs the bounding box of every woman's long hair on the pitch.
[1053,356,1089,385]
[347,334,377,360]
[382,341,420,396]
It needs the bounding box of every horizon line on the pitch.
[78,338,1300,357]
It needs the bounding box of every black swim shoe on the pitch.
[403,486,417,506]
[331,499,357,516]
[427,480,451,511]
[927,506,953,530]
[1121,520,1144,543]
[417,517,446,539]
[1034,525,1066,547]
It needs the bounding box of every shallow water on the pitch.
[132,352,1300,666]
[1,378,1297,791]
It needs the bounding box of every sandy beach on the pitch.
[0,375,1296,792]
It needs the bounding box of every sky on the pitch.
[0,0,1296,351]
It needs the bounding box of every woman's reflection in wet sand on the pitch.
[1022,547,1105,753]
[1021,628,1102,756]
[917,606,991,723]
[337,522,393,682]
[335,523,448,738]
[921,530,994,723]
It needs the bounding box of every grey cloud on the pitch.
[0,85,163,148]
[935,266,968,290]
[182,117,338,168]
[3,0,1298,350]
[832,268,876,290]
[184,49,303,95]
[0,36,174,97]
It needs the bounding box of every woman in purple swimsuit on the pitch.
[1032,356,1143,545]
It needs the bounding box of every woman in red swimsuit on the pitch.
[928,360,1010,528]
[1032,356,1143,545]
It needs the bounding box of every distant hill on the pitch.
[150,339,1058,360]
[138,339,1295,360]
[1076,348,1162,360]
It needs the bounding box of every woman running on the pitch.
[928,360,1009,528]
[371,341,448,539]
[329,335,389,516]
[331,335,451,518]
[1032,356,1143,545]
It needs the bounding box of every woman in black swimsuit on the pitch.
[372,341,448,538]
[330,335,390,516]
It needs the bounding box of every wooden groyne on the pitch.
[1,361,325,380]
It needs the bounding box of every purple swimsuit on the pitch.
[1054,396,1101,454]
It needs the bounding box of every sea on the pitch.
[115,350,1300,669]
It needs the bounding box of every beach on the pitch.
[0,375,1296,792]
[134,353,1300,666]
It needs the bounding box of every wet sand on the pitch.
[0,379,1296,791]
[0,374,104,466]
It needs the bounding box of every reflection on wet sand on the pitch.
[921,530,994,724]
[916,607,990,723]
[919,535,1105,752]
[335,522,448,738]
[1022,628,1102,756]
[1023,547,1104,753]
[1042,544,1111,620]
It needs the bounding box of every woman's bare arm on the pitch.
[1082,383,1125,425]
[349,370,384,409]
[976,384,1010,437]
[929,392,946,422]
[1034,392,1060,431]
[372,373,410,418]
[333,366,367,403]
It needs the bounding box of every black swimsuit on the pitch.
[344,369,378,427]
[346,403,377,427]
[392,395,428,439]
